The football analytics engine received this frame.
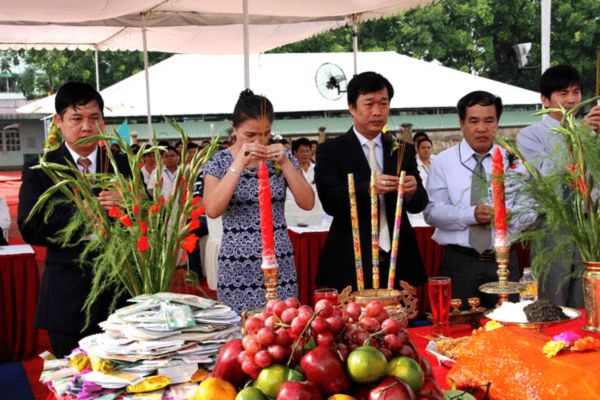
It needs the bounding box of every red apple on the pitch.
[369,376,416,400]
[211,338,249,386]
[276,380,323,400]
[418,377,443,397]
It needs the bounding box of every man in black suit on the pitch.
[315,72,428,291]
[18,82,130,357]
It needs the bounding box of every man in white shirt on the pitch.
[424,91,522,309]
[516,65,600,307]
[285,137,323,226]
[148,145,180,199]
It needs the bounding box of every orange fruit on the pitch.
[346,346,388,383]
[388,356,424,392]
[196,377,237,400]
[328,395,357,400]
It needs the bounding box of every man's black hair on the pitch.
[539,65,582,100]
[55,81,104,117]
[457,91,503,121]
[292,137,311,152]
[347,71,394,107]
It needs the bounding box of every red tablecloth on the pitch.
[288,226,443,309]
[0,251,39,361]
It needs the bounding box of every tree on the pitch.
[0,49,170,99]
[272,0,599,96]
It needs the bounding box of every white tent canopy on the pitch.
[18,52,541,117]
[0,1,434,53]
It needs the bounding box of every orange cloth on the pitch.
[447,326,600,399]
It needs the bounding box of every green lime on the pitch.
[388,356,424,392]
[346,346,388,383]
[253,364,288,398]
[235,387,267,400]
[443,389,476,400]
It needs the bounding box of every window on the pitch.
[4,130,21,152]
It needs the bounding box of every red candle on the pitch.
[492,146,508,247]
[258,161,278,268]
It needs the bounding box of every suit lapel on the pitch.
[343,129,371,179]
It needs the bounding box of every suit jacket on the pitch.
[314,129,428,291]
[18,143,131,334]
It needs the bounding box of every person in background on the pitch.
[424,91,525,309]
[0,194,10,245]
[196,89,314,314]
[310,138,320,163]
[18,82,130,357]
[516,65,600,307]
[285,137,324,226]
[129,143,141,155]
[148,145,180,199]
[185,142,199,165]
[315,71,428,292]
[412,131,429,144]
[175,140,184,156]
[415,137,435,188]
[141,151,157,188]
[110,143,122,155]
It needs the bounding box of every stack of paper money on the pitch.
[40,292,241,399]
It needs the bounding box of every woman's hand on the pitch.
[266,143,288,165]
[237,142,269,167]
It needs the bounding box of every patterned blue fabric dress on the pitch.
[198,149,299,314]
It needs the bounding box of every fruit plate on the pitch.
[483,306,581,331]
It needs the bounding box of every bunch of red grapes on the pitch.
[236,297,421,378]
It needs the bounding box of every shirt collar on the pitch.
[543,114,561,130]
[64,142,98,171]
[459,138,496,164]
[353,126,382,148]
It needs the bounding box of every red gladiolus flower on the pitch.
[577,178,588,197]
[73,188,81,193]
[108,207,123,218]
[133,205,140,215]
[149,204,160,215]
[182,233,199,253]
[137,236,150,253]
[192,196,201,206]
[140,221,148,235]
[191,207,205,219]
[159,197,165,206]
[180,252,188,262]
[189,219,200,231]
[120,216,132,228]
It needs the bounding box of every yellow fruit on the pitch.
[388,356,424,392]
[328,395,357,400]
[346,346,388,384]
[253,364,288,398]
[196,377,237,400]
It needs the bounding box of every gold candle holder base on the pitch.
[262,258,279,301]
[479,245,525,305]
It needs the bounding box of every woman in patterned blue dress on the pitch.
[199,90,314,314]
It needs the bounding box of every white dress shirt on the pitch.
[424,139,531,248]
[65,142,98,173]
[285,163,324,226]
[516,115,561,176]
[354,127,383,171]
[149,167,177,198]
[0,195,10,241]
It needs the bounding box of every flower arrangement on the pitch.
[498,96,600,275]
[28,121,218,326]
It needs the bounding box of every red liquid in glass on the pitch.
[313,289,339,306]
[428,279,451,334]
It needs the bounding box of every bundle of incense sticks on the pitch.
[387,171,406,290]
[370,172,380,290]
[348,173,364,292]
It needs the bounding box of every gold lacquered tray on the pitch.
[351,281,418,320]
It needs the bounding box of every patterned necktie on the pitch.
[469,153,491,253]
[77,157,92,173]
[366,140,391,252]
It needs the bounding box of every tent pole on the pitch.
[141,13,153,138]
[352,20,358,76]
[243,0,250,89]
[541,0,551,73]
[94,46,100,90]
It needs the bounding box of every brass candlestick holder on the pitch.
[262,257,279,301]
[479,245,525,306]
